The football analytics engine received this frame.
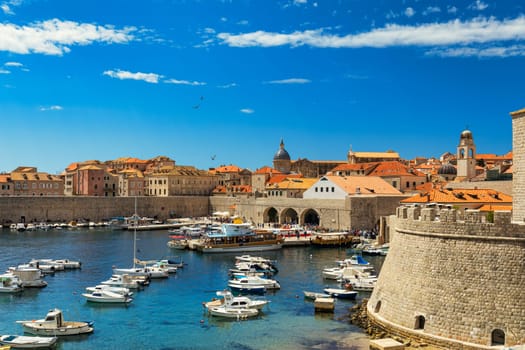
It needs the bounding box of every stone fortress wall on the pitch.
[367,207,525,349]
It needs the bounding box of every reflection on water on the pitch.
[0,228,383,350]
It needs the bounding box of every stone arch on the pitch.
[264,207,279,224]
[414,315,425,330]
[491,329,505,346]
[280,208,298,225]
[301,208,320,227]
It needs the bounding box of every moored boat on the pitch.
[323,288,358,300]
[16,308,94,336]
[82,289,133,303]
[303,291,331,300]
[207,305,259,319]
[0,273,23,293]
[197,223,284,253]
[0,334,57,349]
[203,290,269,311]
[85,285,132,296]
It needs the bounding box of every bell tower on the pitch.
[456,129,476,180]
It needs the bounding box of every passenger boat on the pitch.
[310,232,357,247]
[16,308,94,336]
[0,334,57,349]
[203,290,269,311]
[197,223,284,253]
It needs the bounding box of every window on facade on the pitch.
[491,329,505,346]
[94,184,98,190]
[392,181,397,188]
[414,315,425,330]
[332,187,335,192]
[320,187,323,192]
[315,188,318,192]
[406,181,409,188]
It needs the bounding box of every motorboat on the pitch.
[207,305,259,319]
[0,334,58,348]
[323,288,358,300]
[51,259,81,269]
[16,308,94,336]
[100,274,145,289]
[82,289,133,303]
[85,285,132,296]
[0,273,23,293]
[228,275,280,290]
[343,277,377,292]
[303,291,331,300]
[203,290,269,311]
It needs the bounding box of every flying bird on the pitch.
[211,155,216,161]
[193,96,205,109]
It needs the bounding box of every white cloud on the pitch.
[4,61,22,67]
[217,82,238,88]
[0,19,136,55]
[217,16,525,49]
[1,4,12,14]
[427,45,525,58]
[237,20,249,26]
[240,108,254,114]
[423,6,441,16]
[266,78,311,84]
[405,7,415,18]
[0,69,10,74]
[164,78,206,86]
[40,105,63,111]
[469,0,488,11]
[448,6,458,14]
[103,69,161,84]
[220,17,228,22]
[294,0,307,5]
[1,0,23,15]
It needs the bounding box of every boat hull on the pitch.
[0,335,57,349]
[200,243,282,254]
[21,323,93,336]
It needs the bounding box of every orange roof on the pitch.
[401,188,512,204]
[254,166,282,175]
[0,174,10,183]
[477,204,513,211]
[267,174,302,185]
[367,161,426,177]
[268,177,317,190]
[213,165,242,173]
[331,163,374,172]
[324,175,402,195]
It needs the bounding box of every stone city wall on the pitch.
[368,207,525,349]
[0,196,210,225]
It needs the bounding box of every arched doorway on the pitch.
[302,209,320,227]
[414,315,425,330]
[264,207,279,225]
[491,329,505,346]
[281,208,298,225]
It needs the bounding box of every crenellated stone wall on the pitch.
[368,206,525,349]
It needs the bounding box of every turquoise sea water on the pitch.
[0,228,383,350]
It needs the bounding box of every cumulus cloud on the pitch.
[448,6,458,14]
[40,105,63,111]
[0,19,136,55]
[217,16,525,49]
[1,3,12,14]
[164,78,206,86]
[469,0,488,11]
[103,69,161,84]
[217,82,238,88]
[240,108,254,114]
[265,78,311,84]
[4,61,22,67]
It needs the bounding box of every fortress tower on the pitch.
[367,108,525,349]
[511,108,525,223]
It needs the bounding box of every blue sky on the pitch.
[0,0,522,174]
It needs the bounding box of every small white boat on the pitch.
[0,273,23,293]
[101,274,145,289]
[208,305,259,319]
[17,308,94,336]
[203,290,269,310]
[323,288,358,300]
[0,334,57,348]
[82,289,133,303]
[303,291,331,300]
[85,285,132,296]
[228,275,280,293]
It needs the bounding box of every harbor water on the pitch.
[0,228,384,349]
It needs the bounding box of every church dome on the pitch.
[438,163,457,175]
[273,139,290,160]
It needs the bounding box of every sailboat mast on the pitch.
[133,196,137,268]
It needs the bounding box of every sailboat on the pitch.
[113,198,151,278]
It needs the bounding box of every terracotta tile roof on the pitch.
[325,175,403,195]
[401,188,512,204]
[350,151,400,159]
[79,165,104,171]
[331,163,374,172]
[267,177,317,190]
[0,174,10,183]
[477,204,513,211]
[367,161,426,177]
[254,166,281,175]
[267,174,303,185]
[213,165,242,173]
